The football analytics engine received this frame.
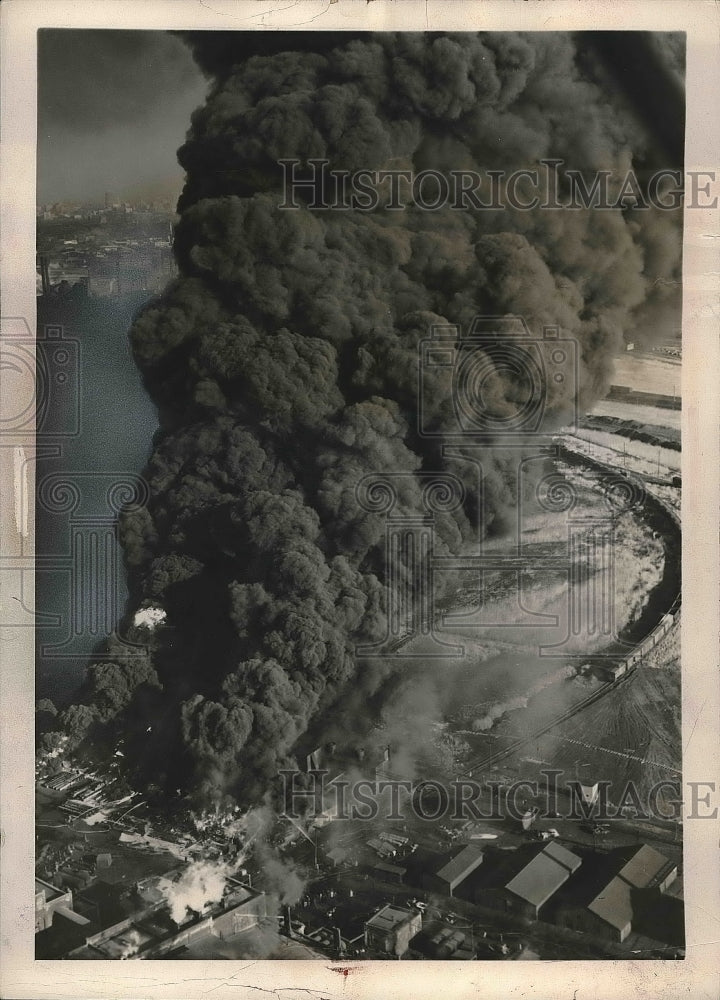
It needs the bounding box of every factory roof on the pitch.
[505,851,572,909]
[36,878,65,901]
[373,861,407,878]
[542,841,583,873]
[72,882,263,959]
[365,905,417,932]
[433,845,484,886]
[587,876,633,933]
[617,844,673,889]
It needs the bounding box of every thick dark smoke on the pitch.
[66,32,684,810]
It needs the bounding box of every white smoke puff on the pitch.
[258,853,305,906]
[118,928,144,959]
[163,860,230,923]
[473,664,576,731]
[133,606,166,629]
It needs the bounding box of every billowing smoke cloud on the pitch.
[161,860,230,923]
[472,663,577,731]
[154,804,305,935]
[69,31,683,809]
[232,804,306,904]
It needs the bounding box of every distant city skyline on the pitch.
[37,30,207,205]
[37,194,178,212]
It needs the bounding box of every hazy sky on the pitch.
[37,29,685,208]
[37,30,208,205]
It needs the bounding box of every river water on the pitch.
[36,292,159,703]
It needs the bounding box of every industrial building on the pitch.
[424,844,485,897]
[459,842,582,920]
[584,876,634,942]
[410,921,476,960]
[69,882,266,959]
[616,844,677,892]
[325,846,349,867]
[364,904,422,957]
[373,861,407,884]
[540,841,584,875]
[553,844,678,944]
[633,878,685,948]
[502,842,582,920]
[35,878,93,958]
[35,879,88,934]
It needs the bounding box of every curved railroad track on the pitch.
[456,439,681,777]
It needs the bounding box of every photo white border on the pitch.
[2,2,718,997]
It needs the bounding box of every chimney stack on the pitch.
[38,253,51,296]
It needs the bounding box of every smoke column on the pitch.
[67,31,684,810]
[161,860,230,923]
[472,663,577,731]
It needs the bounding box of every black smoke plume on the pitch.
[69,32,684,809]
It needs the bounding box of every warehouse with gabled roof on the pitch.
[503,844,582,919]
[424,844,484,897]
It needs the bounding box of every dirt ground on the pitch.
[610,352,681,397]
[504,622,682,811]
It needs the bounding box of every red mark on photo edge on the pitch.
[330,966,362,978]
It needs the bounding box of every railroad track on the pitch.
[374,440,681,779]
[457,442,681,777]
[458,674,631,777]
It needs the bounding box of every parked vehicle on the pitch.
[580,822,609,835]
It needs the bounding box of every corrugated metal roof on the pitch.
[434,845,484,886]
[587,876,633,932]
[505,853,570,908]
[618,844,671,889]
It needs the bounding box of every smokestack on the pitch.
[333,927,344,955]
[283,905,292,937]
